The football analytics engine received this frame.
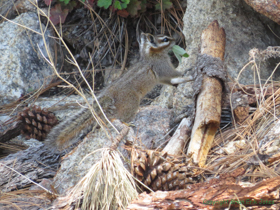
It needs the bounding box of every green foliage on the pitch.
[97,0,173,16]
[126,0,141,16]
[139,0,147,12]
[114,0,130,10]
[97,0,130,10]
[155,0,173,11]
[172,45,189,63]
[45,0,174,18]
[59,0,71,4]
[97,0,112,9]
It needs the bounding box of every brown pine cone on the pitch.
[17,105,58,141]
[132,149,198,192]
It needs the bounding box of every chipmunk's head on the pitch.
[140,33,175,58]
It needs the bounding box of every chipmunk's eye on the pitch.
[163,37,169,42]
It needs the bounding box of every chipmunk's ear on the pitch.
[137,30,145,46]
[139,32,147,49]
[136,17,142,45]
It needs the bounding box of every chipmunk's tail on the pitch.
[44,108,95,151]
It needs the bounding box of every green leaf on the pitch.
[174,52,182,63]
[97,0,112,9]
[140,0,147,12]
[126,0,141,16]
[172,45,189,57]
[120,0,130,9]
[114,0,129,9]
[27,88,34,92]
[59,0,70,4]
[67,1,78,11]
[155,0,173,11]
[172,45,189,63]
[122,0,130,5]
[114,1,122,9]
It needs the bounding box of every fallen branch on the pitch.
[187,20,226,167]
[127,168,280,210]
[162,117,192,155]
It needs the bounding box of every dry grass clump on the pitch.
[207,45,280,181]
[65,148,138,210]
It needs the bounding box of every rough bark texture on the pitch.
[0,145,61,192]
[0,121,22,143]
[231,91,250,124]
[244,0,280,24]
[127,168,280,210]
[187,21,226,167]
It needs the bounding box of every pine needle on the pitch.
[68,148,138,210]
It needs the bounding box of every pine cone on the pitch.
[132,149,198,191]
[17,105,58,141]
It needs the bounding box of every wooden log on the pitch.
[0,121,22,143]
[231,92,250,125]
[127,169,280,210]
[0,145,61,192]
[162,117,192,155]
[187,21,226,167]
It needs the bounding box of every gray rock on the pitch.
[0,12,54,105]
[52,120,134,194]
[52,106,173,194]
[153,76,194,115]
[152,85,177,109]
[0,0,17,21]
[132,106,173,149]
[182,0,280,84]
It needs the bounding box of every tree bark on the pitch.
[0,145,61,192]
[244,0,280,25]
[127,169,280,210]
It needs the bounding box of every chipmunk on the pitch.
[45,33,185,150]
